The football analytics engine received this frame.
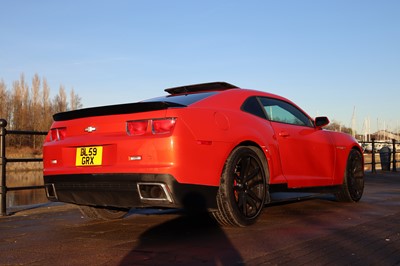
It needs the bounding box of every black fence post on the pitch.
[0,119,7,216]
[393,139,397,172]
[371,138,376,174]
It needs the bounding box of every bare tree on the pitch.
[0,79,11,121]
[41,77,52,132]
[1,73,83,148]
[53,85,68,113]
[324,120,353,135]
[17,74,31,145]
[10,79,22,145]
[70,88,82,110]
[31,74,41,148]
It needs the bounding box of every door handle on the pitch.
[279,131,290,137]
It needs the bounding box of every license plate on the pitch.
[75,146,103,166]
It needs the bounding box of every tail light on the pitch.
[152,118,176,134]
[127,118,176,136]
[50,127,66,141]
[126,120,148,136]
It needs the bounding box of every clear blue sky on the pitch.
[1,0,399,134]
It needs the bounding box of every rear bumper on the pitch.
[44,173,218,209]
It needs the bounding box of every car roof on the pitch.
[187,85,311,119]
[188,86,291,107]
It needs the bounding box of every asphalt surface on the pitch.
[0,172,399,265]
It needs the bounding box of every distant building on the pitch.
[357,130,400,141]
[372,130,400,141]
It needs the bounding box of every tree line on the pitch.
[0,73,83,149]
[324,120,353,135]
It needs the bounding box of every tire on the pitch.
[335,149,364,202]
[212,146,269,227]
[78,205,129,220]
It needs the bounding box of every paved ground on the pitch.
[0,172,399,265]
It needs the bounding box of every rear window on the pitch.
[241,96,267,119]
[143,91,218,106]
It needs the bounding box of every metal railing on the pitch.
[360,138,398,174]
[0,119,48,216]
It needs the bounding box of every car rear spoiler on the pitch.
[165,82,238,95]
[53,101,185,121]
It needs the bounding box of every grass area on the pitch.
[5,147,43,171]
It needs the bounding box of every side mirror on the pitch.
[315,116,330,127]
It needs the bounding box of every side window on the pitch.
[259,97,313,127]
[241,96,267,119]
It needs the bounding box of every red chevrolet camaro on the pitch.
[43,82,364,226]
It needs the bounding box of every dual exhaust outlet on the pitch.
[45,182,173,203]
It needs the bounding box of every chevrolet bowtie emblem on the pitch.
[84,126,96,133]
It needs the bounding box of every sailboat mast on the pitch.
[351,106,356,137]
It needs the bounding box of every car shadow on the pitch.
[119,192,244,265]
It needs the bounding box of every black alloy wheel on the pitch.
[335,149,364,202]
[213,146,269,227]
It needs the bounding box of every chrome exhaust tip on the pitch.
[45,183,58,200]
[137,183,173,203]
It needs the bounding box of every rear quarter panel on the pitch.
[167,107,285,186]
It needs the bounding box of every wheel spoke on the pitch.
[235,185,264,218]
[247,188,262,205]
[239,191,247,216]
[245,165,260,182]
[247,179,264,190]
[246,195,261,216]
[237,157,249,180]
